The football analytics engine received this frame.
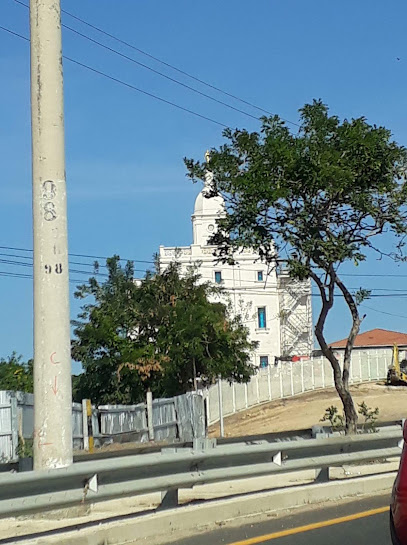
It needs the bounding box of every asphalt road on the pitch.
[175,494,392,545]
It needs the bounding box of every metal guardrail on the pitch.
[73,421,404,462]
[0,428,402,518]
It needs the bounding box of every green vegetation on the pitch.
[71,258,257,404]
[186,100,407,433]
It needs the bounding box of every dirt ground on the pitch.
[209,381,407,438]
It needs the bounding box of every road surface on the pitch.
[176,495,392,545]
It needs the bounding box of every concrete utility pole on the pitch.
[30,0,73,470]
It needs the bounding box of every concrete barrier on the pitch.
[3,471,396,545]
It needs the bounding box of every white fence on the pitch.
[206,349,392,425]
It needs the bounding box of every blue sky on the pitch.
[1,0,407,372]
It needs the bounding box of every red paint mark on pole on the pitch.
[38,442,53,447]
[51,376,58,395]
[50,352,60,365]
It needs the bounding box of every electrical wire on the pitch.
[11,0,300,127]
[1,251,407,297]
[0,245,153,264]
[360,304,407,320]
[0,269,84,284]
[62,23,260,122]
[0,252,149,274]
[0,25,229,128]
[2,244,407,290]
[2,266,407,300]
[0,258,110,277]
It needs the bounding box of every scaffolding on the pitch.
[277,272,313,357]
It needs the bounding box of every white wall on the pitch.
[157,185,313,364]
[206,348,391,425]
[159,245,281,365]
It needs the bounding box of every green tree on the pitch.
[0,353,33,392]
[185,100,407,434]
[72,258,146,404]
[72,257,256,404]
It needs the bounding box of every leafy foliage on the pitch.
[0,353,33,393]
[320,405,344,430]
[72,258,257,404]
[358,401,379,433]
[320,401,380,433]
[17,437,33,459]
[185,100,407,434]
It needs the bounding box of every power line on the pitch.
[0,257,110,277]
[0,245,153,264]
[0,252,149,274]
[341,273,407,278]
[311,293,407,298]
[12,0,300,128]
[360,304,407,320]
[2,244,407,288]
[12,0,260,121]
[64,24,260,122]
[0,25,228,128]
[2,251,407,297]
[0,269,84,284]
[3,268,407,299]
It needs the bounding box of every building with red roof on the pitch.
[330,329,407,350]
[326,329,407,362]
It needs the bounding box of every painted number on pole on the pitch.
[42,181,57,221]
[44,264,63,274]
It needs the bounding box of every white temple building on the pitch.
[159,167,313,367]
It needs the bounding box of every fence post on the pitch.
[218,376,224,438]
[244,382,248,409]
[290,361,294,396]
[321,358,325,388]
[82,399,93,452]
[205,388,210,426]
[359,352,363,383]
[81,399,88,451]
[367,351,371,381]
[279,368,283,398]
[232,382,236,414]
[311,356,315,390]
[147,391,154,441]
[267,363,272,401]
[256,372,260,404]
[301,359,305,393]
[376,349,380,380]
[10,397,18,461]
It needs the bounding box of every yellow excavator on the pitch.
[387,344,407,385]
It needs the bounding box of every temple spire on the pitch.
[204,150,213,190]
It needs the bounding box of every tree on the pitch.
[72,258,147,404]
[72,257,257,404]
[0,353,33,392]
[185,100,407,434]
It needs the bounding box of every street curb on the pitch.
[16,472,396,545]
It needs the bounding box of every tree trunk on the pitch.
[310,270,359,435]
[335,379,358,434]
